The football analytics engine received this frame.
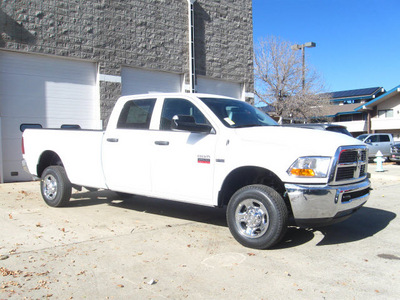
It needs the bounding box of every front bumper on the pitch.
[285,178,371,227]
[390,154,400,162]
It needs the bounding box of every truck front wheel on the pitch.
[227,185,288,249]
[40,166,72,207]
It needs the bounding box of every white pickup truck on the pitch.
[22,93,371,249]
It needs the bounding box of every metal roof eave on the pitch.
[330,95,376,103]
[337,111,362,116]
[324,110,362,118]
[355,85,400,111]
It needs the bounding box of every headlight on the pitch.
[288,157,331,178]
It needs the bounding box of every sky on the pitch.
[252,0,400,93]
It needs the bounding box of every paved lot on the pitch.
[1,163,400,299]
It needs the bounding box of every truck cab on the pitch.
[356,133,394,158]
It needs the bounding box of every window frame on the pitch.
[378,109,394,118]
[117,98,156,130]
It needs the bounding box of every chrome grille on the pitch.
[336,166,356,180]
[392,146,400,154]
[330,146,368,184]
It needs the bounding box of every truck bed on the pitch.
[23,128,107,189]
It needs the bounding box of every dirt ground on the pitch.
[1,163,400,299]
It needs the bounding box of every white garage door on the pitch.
[0,51,99,182]
[196,77,243,100]
[121,67,183,95]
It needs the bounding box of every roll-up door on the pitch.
[196,77,243,99]
[121,67,183,95]
[0,51,99,182]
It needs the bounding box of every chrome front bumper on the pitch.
[285,178,371,226]
[390,154,400,161]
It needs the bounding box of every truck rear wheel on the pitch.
[41,166,72,207]
[226,185,288,249]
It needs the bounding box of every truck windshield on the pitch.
[356,134,368,141]
[200,97,277,128]
[326,126,352,137]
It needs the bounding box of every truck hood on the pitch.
[233,126,364,156]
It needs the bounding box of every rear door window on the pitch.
[117,99,156,129]
[379,135,390,142]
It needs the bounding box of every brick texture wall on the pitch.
[0,0,253,122]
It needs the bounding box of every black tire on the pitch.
[40,166,72,207]
[226,184,288,249]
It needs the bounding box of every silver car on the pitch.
[356,133,394,158]
[390,143,400,164]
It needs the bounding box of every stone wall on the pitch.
[194,1,254,90]
[0,0,253,122]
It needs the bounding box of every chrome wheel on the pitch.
[227,185,288,249]
[43,174,58,200]
[235,199,269,239]
[40,166,71,207]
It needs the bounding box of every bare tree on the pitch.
[254,36,329,123]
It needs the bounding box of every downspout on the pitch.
[187,0,196,93]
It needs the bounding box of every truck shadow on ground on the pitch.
[70,190,228,227]
[314,207,396,246]
[69,189,116,207]
[275,207,396,249]
[70,191,395,248]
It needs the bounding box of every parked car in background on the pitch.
[390,143,400,164]
[283,123,352,137]
[356,133,394,158]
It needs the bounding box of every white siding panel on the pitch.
[196,77,243,99]
[0,51,99,182]
[121,67,182,95]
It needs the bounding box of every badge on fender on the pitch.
[198,155,211,164]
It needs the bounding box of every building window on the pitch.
[338,115,353,122]
[378,109,393,118]
[337,113,364,122]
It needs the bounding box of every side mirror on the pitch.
[171,115,213,133]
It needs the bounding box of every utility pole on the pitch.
[291,42,316,90]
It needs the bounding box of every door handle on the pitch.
[155,141,169,146]
[107,138,119,143]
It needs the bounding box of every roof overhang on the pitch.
[330,95,375,103]
[355,85,400,111]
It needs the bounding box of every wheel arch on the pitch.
[218,166,289,210]
[37,151,64,178]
